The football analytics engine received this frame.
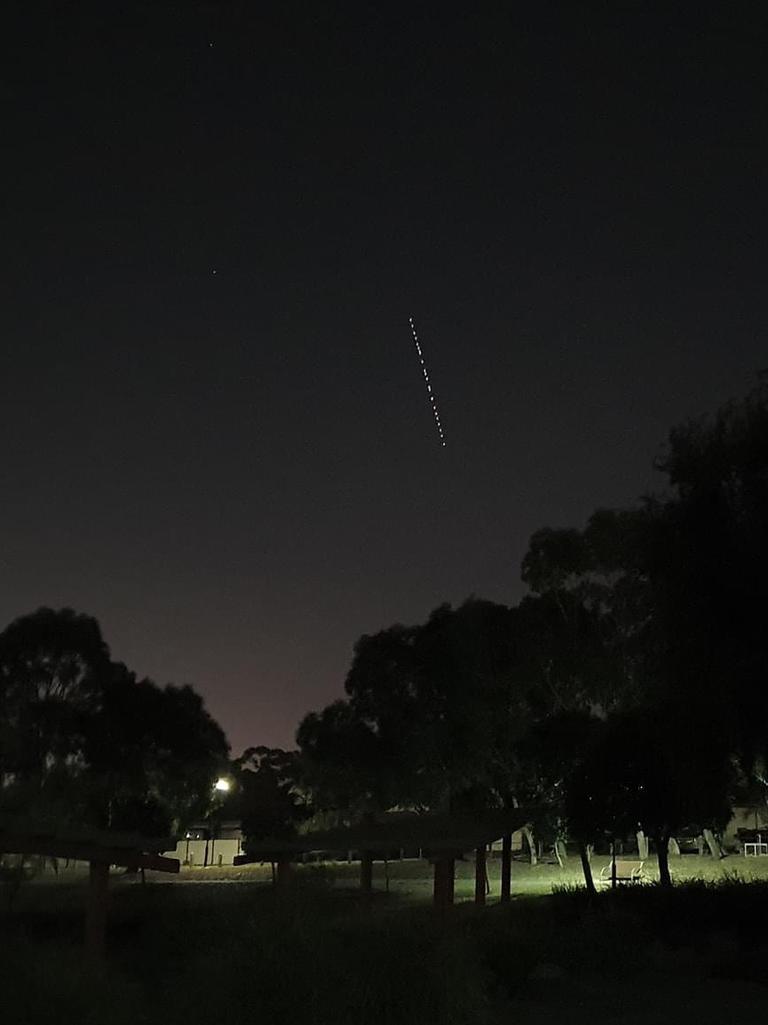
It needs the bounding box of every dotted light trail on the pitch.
[409,316,446,447]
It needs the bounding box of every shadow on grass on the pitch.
[3,875,768,1025]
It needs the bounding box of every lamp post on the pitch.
[209,778,232,868]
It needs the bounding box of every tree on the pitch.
[0,608,111,819]
[566,707,733,887]
[231,747,309,852]
[297,700,397,818]
[521,508,657,713]
[508,574,636,860]
[408,600,522,810]
[650,376,768,771]
[0,607,230,837]
[517,709,603,885]
[85,669,230,835]
[299,599,526,818]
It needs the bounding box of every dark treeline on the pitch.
[2,379,767,891]
[0,608,229,836]
[294,376,768,888]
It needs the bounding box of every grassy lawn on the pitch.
[3,855,768,1023]
[155,851,768,901]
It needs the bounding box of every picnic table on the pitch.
[743,839,768,856]
[598,859,647,886]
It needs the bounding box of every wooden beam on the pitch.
[0,835,179,873]
[500,833,512,903]
[474,845,486,905]
[85,861,110,964]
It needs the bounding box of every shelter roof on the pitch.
[0,814,179,871]
[235,809,532,862]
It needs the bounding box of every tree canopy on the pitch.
[296,377,768,886]
[0,607,229,836]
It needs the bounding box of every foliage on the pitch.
[230,746,310,849]
[299,599,526,815]
[0,608,229,837]
[85,667,230,835]
[519,377,768,857]
[565,706,733,884]
[0,607,111,819]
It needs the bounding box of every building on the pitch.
[164,821,244,867]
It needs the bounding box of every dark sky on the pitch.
[2,3,765,754]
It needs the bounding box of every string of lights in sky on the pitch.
[409,316,446,447]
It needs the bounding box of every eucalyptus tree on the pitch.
[0,607,111,819]
[0,607,230,836]
[299,599,525,818]
[231,746,310,851]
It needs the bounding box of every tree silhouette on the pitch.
[0,607,230,836]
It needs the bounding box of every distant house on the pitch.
[164,820,244,867]
[163,807,768,868]
[724,804,768,850]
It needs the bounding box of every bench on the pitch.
[598,859,647,886]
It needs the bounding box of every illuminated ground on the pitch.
[5,858,768,1023]
[160,852,768,900]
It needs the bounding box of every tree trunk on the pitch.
[668,837,680,857]
[500,834,512,903]
[521,826,537,866]
[474,846,486,905]
[655,834,672,887]
[578,843,596,896]
[610,841,617,890]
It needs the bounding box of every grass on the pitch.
[2,855,768,1024]
[152,850,768,900]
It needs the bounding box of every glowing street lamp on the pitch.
[208,777,232,868]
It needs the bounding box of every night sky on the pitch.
[2,4,765,753]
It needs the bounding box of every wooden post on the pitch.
[500,833,512,903]
[433,857,455,911]
[474,845,486,905]
[433,859,444,908]
[276,857,292,886]
[360,851,373,894]
[85,860,110,964]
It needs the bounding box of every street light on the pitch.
[209,778,232,867]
